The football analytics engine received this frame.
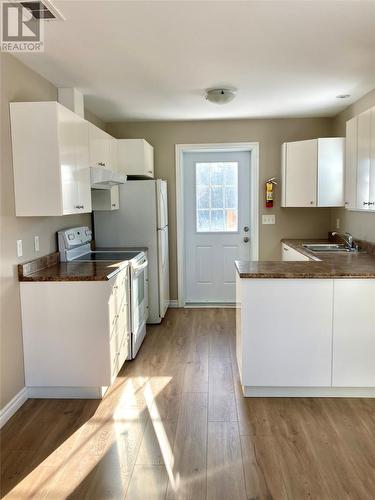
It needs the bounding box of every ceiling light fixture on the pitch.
[336,94,351,99]
[205,88,236,105]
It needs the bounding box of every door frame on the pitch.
[175,142,259,307]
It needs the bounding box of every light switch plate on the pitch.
[17,239,23,257]
[262,214,275,225]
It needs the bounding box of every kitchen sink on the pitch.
[302,243,351,252]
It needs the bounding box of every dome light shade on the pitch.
[205,88,236,104]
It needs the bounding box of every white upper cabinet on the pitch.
[117,139,154,178]
[357,109,371,209]
[10,101,91,216]
[108,137,118,171]
[345,117,358,209]
[91,185,119,211]
[345,105,375,211]
[88,123,114,169]
[281,138,344,207]
[370,107,375,208]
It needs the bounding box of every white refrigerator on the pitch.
[93,180,170,324]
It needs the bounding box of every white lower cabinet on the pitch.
[332,280,375,387]
[20,266,130,398]
[236,275,375,396]
[237,278,333,388]
[281,243,310,261]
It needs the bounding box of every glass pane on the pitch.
[225,186,237,209]
[225,209,238,231]
[197,186,209,209]
[197,209,210,231]
[224,163,237,185]
[211,209,225,231]
[196,163,209,185]
[195,161,238,232]
[210,164,224,185]
[211,187,224,208]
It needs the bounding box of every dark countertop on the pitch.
[18,247,147,282]
[235,239,375,279]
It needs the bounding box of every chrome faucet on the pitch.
[331,232,354,250]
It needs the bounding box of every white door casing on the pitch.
[182,150,252,304]
[176,143,259,307]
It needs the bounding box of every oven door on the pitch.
[130,255,149,356]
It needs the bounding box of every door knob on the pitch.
[243,236,249,243]
[243,226,249,232]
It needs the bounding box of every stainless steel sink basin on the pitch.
[302,243,350,252]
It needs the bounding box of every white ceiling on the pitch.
[14,0,375,122]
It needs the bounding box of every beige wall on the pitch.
[108,118,334,300]
[331,89,375,243]
[0,54,101,410]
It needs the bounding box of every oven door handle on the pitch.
[133,260,148,273]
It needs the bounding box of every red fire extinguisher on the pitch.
[265,177,277,208]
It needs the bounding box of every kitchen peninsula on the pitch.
[235,239,375,397]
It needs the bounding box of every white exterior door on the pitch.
[183,151,251,304]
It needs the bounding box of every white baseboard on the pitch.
[0,387,28,429]
[184,302,236,309]
[242,386,375,398]
[169,300,179,308]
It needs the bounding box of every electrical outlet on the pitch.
[262,214,275,225]
[17,239,23,257]
[34,235,40,252]
[336,218,340,229]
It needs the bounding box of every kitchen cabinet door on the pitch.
[74,116,92,213]
[332,280,375,387]
[58,105,91,214]
[370,106,375,209]
[58,106,80,214]
[345,117,358,209]
[356,109,371,209]
[240,279,333,387]
[282,140,317,207]
[92,186,119,211]
[317,138,345,207]
[108,138,118,171]
[281,243,310,261]
[89,123,110,168]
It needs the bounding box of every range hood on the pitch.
[90,167,127,189]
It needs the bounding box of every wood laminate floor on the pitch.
[1,308,375,499]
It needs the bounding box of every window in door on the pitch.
[196,161,238,232]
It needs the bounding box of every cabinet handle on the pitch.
[112,204,116,207]
[74,205,84,209]
[368,202,375,206]
[310,201,314,205]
